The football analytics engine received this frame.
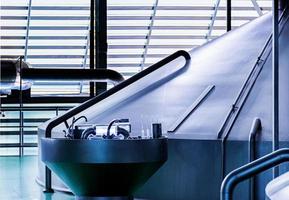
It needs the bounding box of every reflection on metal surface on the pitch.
[168,85,215,133]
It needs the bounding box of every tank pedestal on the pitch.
[41,138,167,199]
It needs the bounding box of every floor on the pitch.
[0,156,74,200]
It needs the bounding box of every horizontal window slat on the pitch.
[0,36,87,40]
[0,6,89,10]
[1,35,212,40]
[0,16,257,21]
[1,26,89,30]
[108,54,167,58]
[108,16,256,21]
[0,143,37,147]
[0,6,271,11]
[1,16,90,20]
[1,46,86,49]
[0,118,50,123]
[1,54,168,59]
[107,63,148,67]
[0,131,37,136]
[1,25,236,31]
[1,45,196,49]
[29,64,86,68]
[107,26,234,30]
[108,44,198,49]
[107,6,271,11]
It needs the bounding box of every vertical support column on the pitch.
[226,0,232,32]
[272,0,279,178]
[94,0,107,95]
[89,0,95,97]
[24,0,32,61]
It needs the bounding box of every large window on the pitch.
[1,0,270,96]
[0,0,271,155]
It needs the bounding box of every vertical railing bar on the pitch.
[140,0,159,71]
[24,0,32,61]
[248,118,262,200]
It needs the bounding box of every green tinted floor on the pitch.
[0,156,74,200]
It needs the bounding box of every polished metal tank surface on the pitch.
[41,138,167,199]
[265,171,289,200]
[38,10,289,200]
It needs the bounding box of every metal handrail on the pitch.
[217,34,271,140]
[43,50,191,192]
[221,148,289,200]
[217,7,289,179]
[217,8,289,140]
[44,50,190,138]
[248,118,262,200]
[218,32,271,178]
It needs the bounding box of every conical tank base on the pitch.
[41,138,167,198]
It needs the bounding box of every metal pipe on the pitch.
[221,148,289,200]
[0,60,124,84]
[248,118,262,200]
[21,68,124,84]
[272,0,279,178]
[226,0,232,31]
